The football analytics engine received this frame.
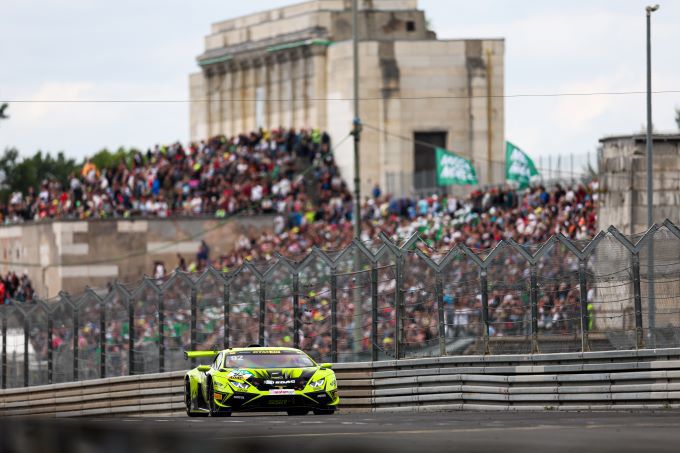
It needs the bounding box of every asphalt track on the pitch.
[7,411,676,453]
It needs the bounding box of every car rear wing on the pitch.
[183,350,220,360]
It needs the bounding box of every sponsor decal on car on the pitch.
[269,389,296,395]
[265,379,296,385]
[228,369,254,379]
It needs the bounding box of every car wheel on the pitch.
[313,409,335,415]
[286,409,309,416]
[185,380,208,417]
[208,381,231,417]
[184,380,192,416]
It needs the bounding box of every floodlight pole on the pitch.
[646,4,659,347]
[352,0,362,239]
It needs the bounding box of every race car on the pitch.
[183,346,339,417]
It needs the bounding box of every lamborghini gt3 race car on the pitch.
[183,346,339,416]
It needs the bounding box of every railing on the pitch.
[1,219,680,389]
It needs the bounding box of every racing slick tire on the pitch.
[286,409,309,416]
[185,380,209,417]
[208,380,231,417]
[313,409,336,415]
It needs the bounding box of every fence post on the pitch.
[578,260,590,352]
[190,285,197,368]
[259,278,266,346]
[73,304,79,382]
[395,253,404,360]
[371,262,378,362]
[23,314,29,387]
[158,289,165,373]
[2,314,6,389]
[292,271,300,349]
[100,298,106,379]
[632,253,645,349]
[435,271,445,357]
[480,268,490,354]
[47,311,53,385]
[128,297,134,376]
[223,283,230,350]
[330,264,338,363]
[529,263,539,354]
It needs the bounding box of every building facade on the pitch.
[598,134,680,234]
[0,216,272,298]
[189,0,505,195]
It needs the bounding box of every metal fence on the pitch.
[2,219,680,389]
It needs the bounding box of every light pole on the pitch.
[352,0,362,240]
[645,4,659,347]
[351,0,363,356]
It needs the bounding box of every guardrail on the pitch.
[2,348,680,416]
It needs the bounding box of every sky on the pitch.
[1,0,678,166]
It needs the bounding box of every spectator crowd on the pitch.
[4,127,600,377]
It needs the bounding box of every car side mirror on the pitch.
[320,363,332,370]
[197,365,211,372]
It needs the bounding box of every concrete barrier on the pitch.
[2,348,680,416]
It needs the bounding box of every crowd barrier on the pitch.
[3,219,680,391]
[2,348,680,416]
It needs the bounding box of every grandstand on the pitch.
[0,126,608,386]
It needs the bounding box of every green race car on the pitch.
[183,346,339,417]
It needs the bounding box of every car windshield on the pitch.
[222,351,315,369]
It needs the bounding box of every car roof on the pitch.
[221,347,305,353]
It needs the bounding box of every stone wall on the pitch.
[598,134,680,234]
[0,216,273,298]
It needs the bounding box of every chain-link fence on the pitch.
[2,219,680,389]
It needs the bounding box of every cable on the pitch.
[5,89,680,103]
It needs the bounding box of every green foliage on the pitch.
[0,147,78,202]
[0,146,140,203]
[89,147,136,170]
[675,108,680,131]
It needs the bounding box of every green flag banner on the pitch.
[505,141,539,188]
[435,147,478,186]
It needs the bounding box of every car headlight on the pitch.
[229,380,250,391]
[309,378,325,389]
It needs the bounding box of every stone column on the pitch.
[301,47,311,127]
[264,55,273,129]
[204,68,214,138]
[221,64,233,136]
[309,45,328,129]
[289,50,299,128]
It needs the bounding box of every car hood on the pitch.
[217,367,321,389]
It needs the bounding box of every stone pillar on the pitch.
[221,64,233,136]
[290,50,299,128]
[301,48,312,127]
[204,68,214,138]
[309,45,327,129]
[240,59,254,132]
[264,56,273,129]
[282,53,293,128]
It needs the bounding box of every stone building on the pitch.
[189,0,505,195]
[598,133,680,234]
[0,217,272,298]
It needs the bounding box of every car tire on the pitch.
[208,381,231,417]
[313,409,335,415]
[286,409,309,416]
[185,380,208,417]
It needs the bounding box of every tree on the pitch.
[675,108,680,131]
[0,148,78,202]
[89,147,134,171]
